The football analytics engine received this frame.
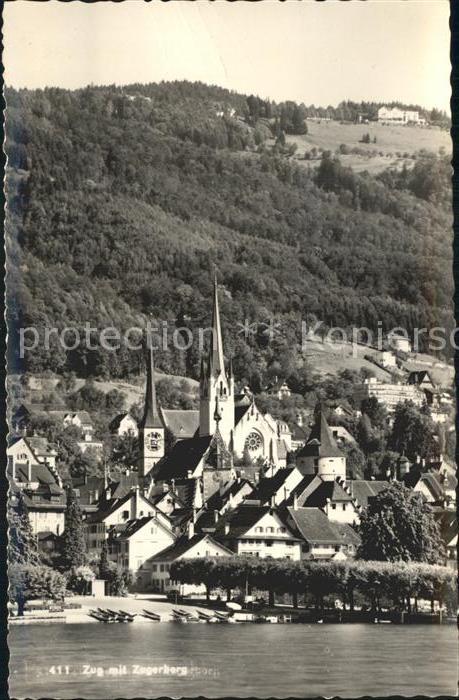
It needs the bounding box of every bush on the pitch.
[66,565,95,595]
[9,564,67,615]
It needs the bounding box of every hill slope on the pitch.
[5,82,454,388]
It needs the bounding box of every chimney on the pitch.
[27,460,32,482]
[270,495,275,508]
[224,522,230,535]
[126,468,130,477]
[188,519,195,539]
[214,509,219,524]
[293,492,298,511]
[187,470,192,479]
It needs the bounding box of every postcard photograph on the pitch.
[3,0,458,698]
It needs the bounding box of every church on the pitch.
[138,275,291,504]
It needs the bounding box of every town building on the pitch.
[284,506,360,561]
[265,377,292,400]
[353,377,424,412]
[8,455,66,536]
[109,412,139,437]
[84,486,173,558]
[108,514,176,589]
[377,106,421,125]
[213,504,302,560]
[144,532,233,595]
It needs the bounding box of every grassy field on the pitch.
[279,121,451,175]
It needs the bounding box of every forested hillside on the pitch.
[5,81,453,387]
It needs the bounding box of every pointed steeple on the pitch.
[140,344,162,428]
[302,406,342,458]
[209,273,226,378]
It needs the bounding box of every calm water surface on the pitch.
[9,622,458,698]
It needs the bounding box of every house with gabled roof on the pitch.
[8,456,66,536]
[212,503,302,560]
[84,486,173,557]
[285,506,360,561]
[143,531,234,595]
[345,479,389,512]
[109,412,139,437]
[248,467,304,507]
[108,514,177,588]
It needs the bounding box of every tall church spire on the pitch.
[140,344,162,429]
[209,273,226,377]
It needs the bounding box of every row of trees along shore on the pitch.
[170,558,456,615]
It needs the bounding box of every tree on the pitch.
[8,493,40,566]
[9,564,67,616]
[388,402,437,462]
[109,433,140,471]
[98,540,111,580]
[59,487,87,571]
[358,482,445,564]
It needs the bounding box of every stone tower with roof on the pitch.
[199,275,235,446]
[296,408,346,480]
[139,345,165,482]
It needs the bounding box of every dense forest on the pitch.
[5,81,453,387]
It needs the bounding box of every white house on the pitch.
[109,515,176,588]
[144,532,233,595]
[285,506,360,561]
[214,504,302,560]
[109,413,139,437]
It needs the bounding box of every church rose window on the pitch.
[246,431,262,452]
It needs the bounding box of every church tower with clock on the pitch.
[139,345,165,482]
[199,275,235,446]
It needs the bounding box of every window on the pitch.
[165,564,170,571]
[151,527,157,535]
[266,526,274,533]
[255,526,263,533]
[266,542,273,548]
[160,564,164,572]
[331,504,336,510]
[342,504,347,511]
[122,510,129,520]
[152,564,157,572]
[278,527,286,534]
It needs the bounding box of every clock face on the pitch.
[148,431,163,452]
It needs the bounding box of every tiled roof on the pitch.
[277,439,288,460]
[147,534,233,562]
[10,461,58,486]
[109,473,140,499]
[287,507,358,545]
[162,409,200,439]
[250,469,295,505]
[302,480,354,508]
[111,516,154,539]
[283,475,318,506]
[347,480,389,509]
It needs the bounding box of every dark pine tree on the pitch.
[8,493,40,566]
[60,487,87,570]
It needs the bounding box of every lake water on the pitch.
[9,622,458,698]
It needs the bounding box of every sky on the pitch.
[3,0,451,111]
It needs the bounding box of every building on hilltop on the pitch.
[353,377,424,413]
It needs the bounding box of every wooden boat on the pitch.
[142,609,161,621]
[196,610,212,620]
[117,610,136,621]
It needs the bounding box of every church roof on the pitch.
[139,346,163,429]
[296,410,343,459]
[161,409,199,439]
[235,403,251,426]
[208,275,226,378]
[153,435,213,481]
